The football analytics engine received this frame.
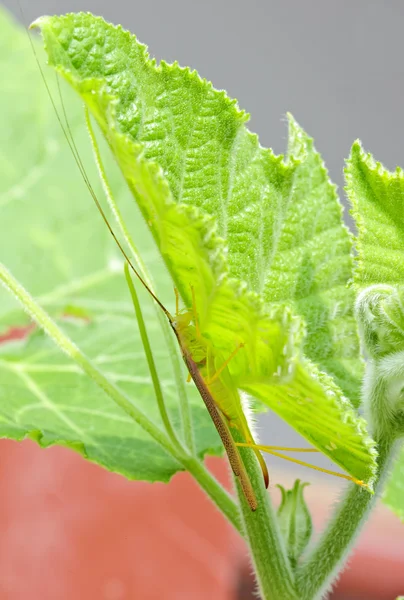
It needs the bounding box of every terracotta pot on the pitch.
[0,440,403,599]
[0,440,242,599]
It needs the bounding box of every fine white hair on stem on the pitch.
[240,391,259,440]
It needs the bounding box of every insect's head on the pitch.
[172,308,193,331]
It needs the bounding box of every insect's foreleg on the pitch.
[253,446,319,453]
[205,343,245,386]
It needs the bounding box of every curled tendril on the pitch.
[355,285,404,359]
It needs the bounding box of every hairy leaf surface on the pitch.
[0,9,377,485]
[35,13,362,406]
[33,12,378,484]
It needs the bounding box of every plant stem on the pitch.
[297,351,404,600]
[0,261,240,532]
[296,436,399,600]
[85,108,195,454]
[233,429,298,600]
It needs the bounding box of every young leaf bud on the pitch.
[276,479,312,569]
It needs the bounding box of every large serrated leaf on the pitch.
[31,12,378,486]
[34,12,362,407]
[53,75,303,442]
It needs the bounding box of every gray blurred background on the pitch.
[6,0,404,189]
[4,0,404,475]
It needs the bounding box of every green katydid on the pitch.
[123,258,265,511]
[22,18,268,510]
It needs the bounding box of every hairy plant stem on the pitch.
[0,261,241,533]
[296,434,400,599]
[233,428,298,600]
[232,373,402,600]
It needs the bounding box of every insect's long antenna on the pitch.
[236,443,369,489]
[56,75,101,197]
[23,19,172,322]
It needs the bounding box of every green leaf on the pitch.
[241,362,375,485]
[0,317,221,482]
[346,141,404,289]
[276,480,312,568]
[34,12,362,405]
[47,62,305,448]
[383,445,404,523]
[31,12,378,485]
[264,117,363,406]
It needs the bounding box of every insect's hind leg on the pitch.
[201,384,258,511]
[204,346,270,489]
